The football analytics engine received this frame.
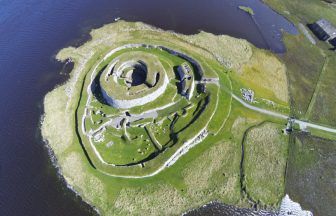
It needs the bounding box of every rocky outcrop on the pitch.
[279,195,313,216]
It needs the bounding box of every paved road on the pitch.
[294,120,336,133]
[232,94,288,119]
[231,93,336,134]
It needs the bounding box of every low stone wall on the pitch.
[101,73,169,109]
[159,46,204,79]
[91,43,201,109]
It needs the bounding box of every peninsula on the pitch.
[42,20,333,215]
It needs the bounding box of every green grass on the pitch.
[100,50,167,100]
[243,122,288,206]
[147,117,172,146]
[230,47,289,106]
[94,126,156,165]
[127,83,178,114]
[259,2,336,215]
[263,0,336,119]
[198,59,233,135]
[172,101,199,133]
[238,6,255,15]
[307,126,336,140]
[264,0,336,23]
[42,20,296,215]
[156,99,189,117]
[72,35,223,176]
[285,134,336,216]
[281,34,325,117]
[306,55,336,127]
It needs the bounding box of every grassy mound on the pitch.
[100,51,166,100]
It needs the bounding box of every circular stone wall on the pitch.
[81,41,222,176]
[99,51,169,109]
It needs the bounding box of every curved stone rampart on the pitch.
[90,43,201,109]
[101,73,169,109]
[159,46,204,79]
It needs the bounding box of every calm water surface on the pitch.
[0,0,296,215]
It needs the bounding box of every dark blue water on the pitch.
[0,0,296,215]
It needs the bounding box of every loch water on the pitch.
[0,0,297,215]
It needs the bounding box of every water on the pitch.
[0,0,296,215]
[185,202,277,216]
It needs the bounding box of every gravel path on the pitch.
[231,93,336,134]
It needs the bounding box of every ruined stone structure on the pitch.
[92,43,200,109]
[100,76,168,109]
[100,55,169,109]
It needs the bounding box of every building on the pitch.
[177,62,194,100]
[177,62,192,81]
[317,19,336,39]
[330,37,336,47]
[308,19,336,42]
[180,79,187,95]
[240,88,254,103]
[177,67,186,81]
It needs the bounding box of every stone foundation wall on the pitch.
[101,73,169,109]
[92,43,201,109]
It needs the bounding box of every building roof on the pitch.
[330,37,336,47]
[180,79,187,94]
[316,19,336,39]
[308,23,330,41]
[177,63,192,81]
[177,66,186,81]
[182,63,191,73]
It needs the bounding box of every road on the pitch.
[294,120,336,133]
[231,93,336,134]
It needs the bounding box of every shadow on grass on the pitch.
[90,65,108,105]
